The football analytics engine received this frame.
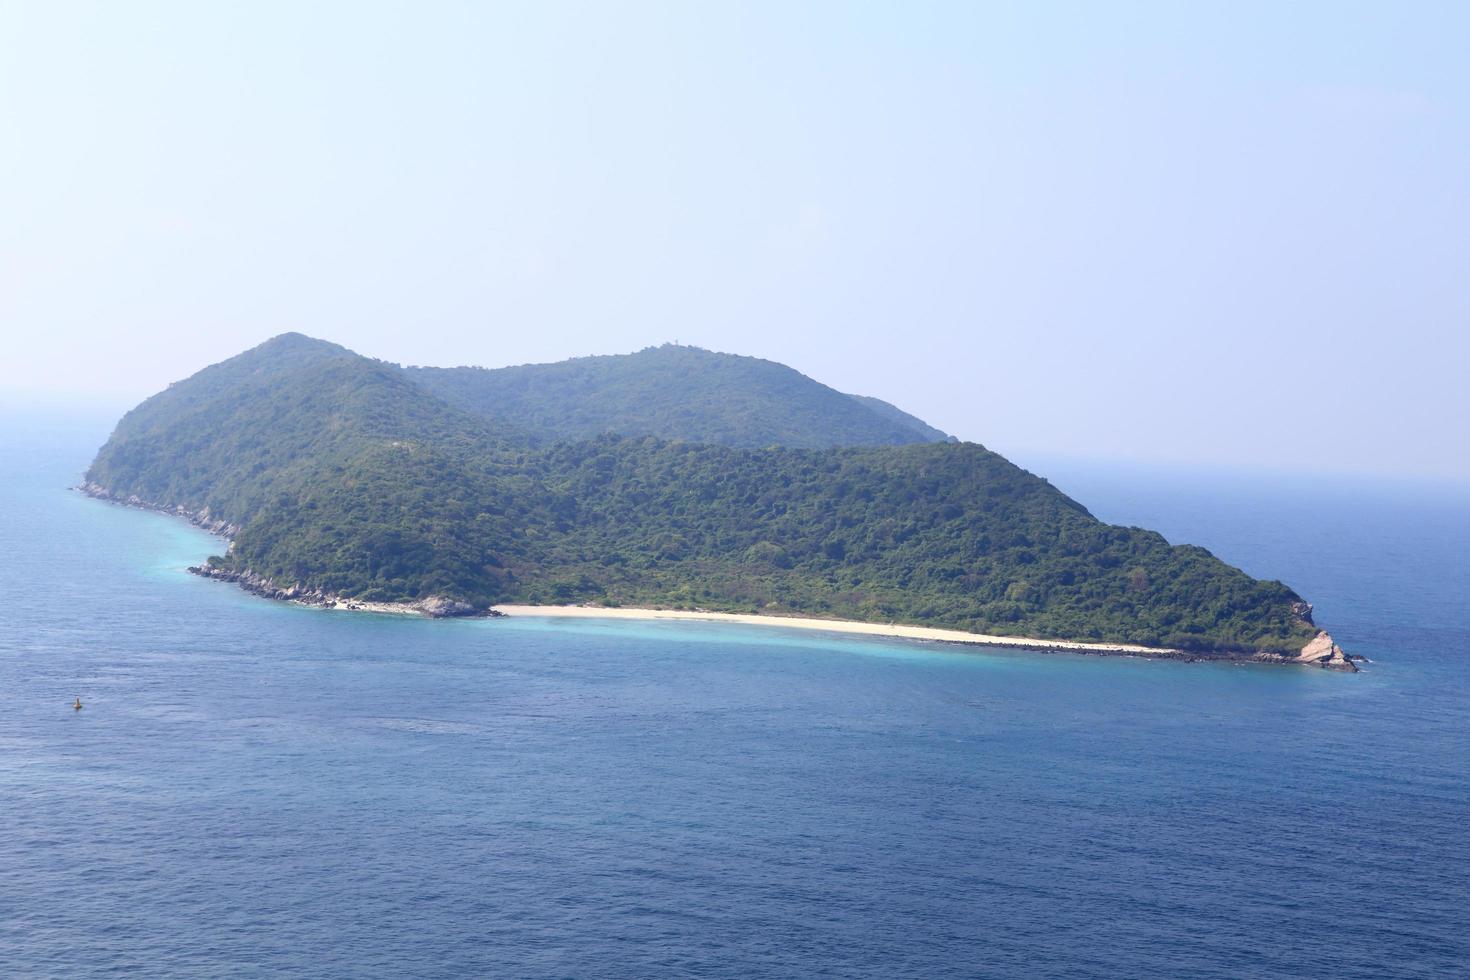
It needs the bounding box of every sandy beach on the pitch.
[490,604,1179,657]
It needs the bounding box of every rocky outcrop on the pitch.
[1295,631,1359,671]
[416,595,480,618]
[187,564,493,618]
[1251,630,1358,672]
[79,482,241,538]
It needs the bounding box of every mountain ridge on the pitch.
[403,343,955,448]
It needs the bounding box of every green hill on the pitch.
[404,344,954,448]
[85,334,1324,657]
[87,334,512,523]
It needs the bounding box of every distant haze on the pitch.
[3,2,1466,482]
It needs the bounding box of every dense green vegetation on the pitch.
[88,333,1318,654]
[405,344,954,448]
[88,334,515,524]
[844,393,955,444]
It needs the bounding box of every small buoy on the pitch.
[73,697,83,711]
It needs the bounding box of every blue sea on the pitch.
[2,413,1467,978]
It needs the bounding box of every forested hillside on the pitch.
[86,334,1320,654]
[404,344,953,448]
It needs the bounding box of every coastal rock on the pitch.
[416,595,479,618]
[1295,630,1357,671]
[1251,630,1358,672]
[82,483,494,619]
[186,564,493,618]
[79,482,239,540]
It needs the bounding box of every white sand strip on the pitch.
[490,604,1178,656]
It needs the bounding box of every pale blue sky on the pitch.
[3,1,1466,481]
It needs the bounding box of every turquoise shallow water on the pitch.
[1,416,1467,978]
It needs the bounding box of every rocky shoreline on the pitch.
[187,564,494,618]
[76,483,1355,667]
[78,482,493,619]
[79,481,241,539]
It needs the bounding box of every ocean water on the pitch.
[1,415,1466,978]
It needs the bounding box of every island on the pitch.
[82,333,1357,671]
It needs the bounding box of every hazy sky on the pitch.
[3,2,1466,481]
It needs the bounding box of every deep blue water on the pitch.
[2,415,1467,978]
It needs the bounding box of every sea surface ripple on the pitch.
[1,418,1466,978]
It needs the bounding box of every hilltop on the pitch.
[404,344,954,448]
